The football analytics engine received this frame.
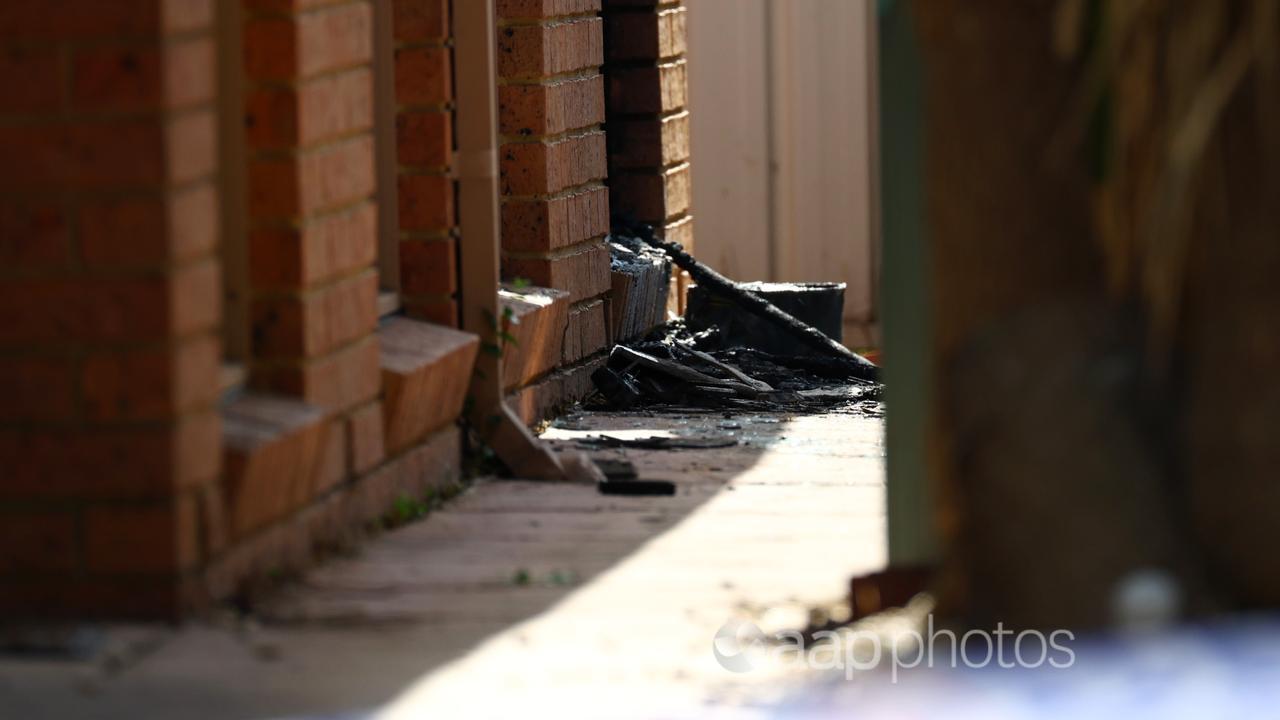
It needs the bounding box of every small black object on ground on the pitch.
[597,479,678,497]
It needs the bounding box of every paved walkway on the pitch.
[1,397,887,719]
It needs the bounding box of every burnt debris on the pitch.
[591,224,882,414]
[627,224,879,381]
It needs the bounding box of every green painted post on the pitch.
[878,0,940,566]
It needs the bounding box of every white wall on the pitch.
[686,0,878,346]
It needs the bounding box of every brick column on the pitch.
[601,0,692,307]
[242,0,381,413]
[392,0,458,326]
[0,0,221,617]
[496,0,611,368]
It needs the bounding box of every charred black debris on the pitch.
[589,224,882,415]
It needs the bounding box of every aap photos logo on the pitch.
[712,619,768,673]
[711,615,1076,682]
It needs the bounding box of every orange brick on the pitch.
[397,173,454,231]
[501,130,606,195]
[609,161,690,222]
[341,425,460,528]
[396,109,451,168]
[243,2,373,82]
[0,120,164,191]
[0,510,79,575]
[258,334,381,411]
[562,298,607,364]
[0,200,71,270]
[0,576,191,621]
[347,401,385,473]
[161,0,214,33]
[245,67,373,149]
[499,73,604,136]
[0,411,221,500]
[84,496,200,574]
[607,58,687,114]
[171,258,224,338]
[251,269,378,358]
[164,109,218,183]
[0,259,219,347]
[392,0,449,42]
[243,0,334,12]
[0,46,64,113]
[249,135,375,219]
[195,481,229,559]
[0,0,209,42]
[80,183,218,268]
[249,200,378,289]
[0,355,77,422]
[394,45,451,106]
[313,420,348,494]
[71,37,214,112]
[605,6,686,61]
[293,66,374,144]
[379,318,479,453]
[0,112,214,191]
[500,286,570,389]
[664,213,693,252]
[502,184,609,252]
[222,393,328,536]
[81,333,221,421]
[503,239,610,302]
[497,17,603,79]
[497,0,601,20]
[402,297,458,326]
[399,238,456,296]
[607,110,689,169]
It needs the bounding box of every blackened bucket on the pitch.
[685,281,846,355]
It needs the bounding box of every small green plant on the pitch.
[511,568,531,586]
[479,305,520,359]
[391,494,430,525]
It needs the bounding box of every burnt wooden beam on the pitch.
[633,227,880,381]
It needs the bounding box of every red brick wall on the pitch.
[213,0,474,607]
[393,0,458,326]
[0,0,222,616]
[0,0,696,619]
[496,0,612,374]
[242,0,381,415]
[601,0,692,307]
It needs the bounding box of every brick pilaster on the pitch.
[242,0,381,414]
[0,0,222,617]
[391,0,458,326]
[601,0,692,308]
[496,0,612,367]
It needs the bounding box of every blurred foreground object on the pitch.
[912,0,1280,627]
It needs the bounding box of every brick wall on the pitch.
[0,0,222,616]
[496,0,612,392]
[393,0,457,326]
[215,0,476,611]
[601,0,692,310]
[0,0,696,619]
[242,0,381,414]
